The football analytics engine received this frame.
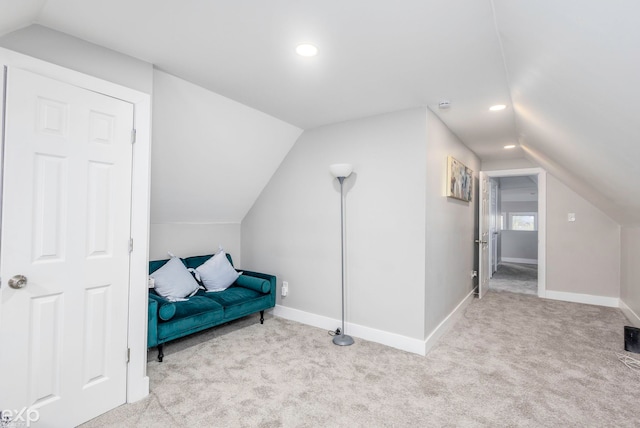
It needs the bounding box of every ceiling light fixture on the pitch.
[504,144,516,149]
[296,44,318,57]
[489,104,507,111]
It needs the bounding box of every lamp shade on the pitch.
[329,163,353,178]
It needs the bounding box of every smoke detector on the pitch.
[438,100,451,109]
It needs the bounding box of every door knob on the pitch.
[8,275,27,289]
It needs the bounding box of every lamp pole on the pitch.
[329,164,354,346]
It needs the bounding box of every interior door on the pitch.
[477,172,490,298]
[489,178,499,276]
[0,67,134,427]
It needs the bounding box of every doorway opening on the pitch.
[482,168,546,298]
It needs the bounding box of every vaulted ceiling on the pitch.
[1,0,638,225]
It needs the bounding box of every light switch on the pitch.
[567,213,576,222]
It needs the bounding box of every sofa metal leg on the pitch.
[157,344,164,362]
[260,310,264,324]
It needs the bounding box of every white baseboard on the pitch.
[273,288,476,357]
[424,288,476,355]
[544,290,619,308]
[619,299,640,327]
[272,305,338,334]
[501,257,538,265]
[272,305,426,355]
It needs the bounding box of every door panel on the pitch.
[0,67,133,428]
[33,154,68,262]
[477,172,490,298]
[490,178,499,276]
[28,293,64,407]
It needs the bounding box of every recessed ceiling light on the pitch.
[504,144,516,149]
[490,104,507,111]
[296,44,318,57]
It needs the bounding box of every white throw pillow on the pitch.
[195,249,240,292]
[150,256,200,301]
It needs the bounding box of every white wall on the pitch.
[151,70,302,261]
[0,1,45,37]
[240,108,479,352]
[500,198,538,263]
[242,108,428,341]
[0,25,153,94]
[501,230,537,262]
[424,109,480,335]
[502,201,537,213]
[621,227,640,326]
[481,157,535,171]
[546,174,620,298]
[149,223,240,263]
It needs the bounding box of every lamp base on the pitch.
[332,334,354,346]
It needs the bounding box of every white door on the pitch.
[489,178,499,276]
[477,172,490,298]
[0,68,133,427]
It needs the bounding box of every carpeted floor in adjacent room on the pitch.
[489,262,538,295]
[81,291,639,427]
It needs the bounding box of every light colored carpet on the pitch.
[489,262,537,295]
[81,292,639,427]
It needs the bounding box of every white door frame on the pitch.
[481,168,546,298]
[0,48,151,403]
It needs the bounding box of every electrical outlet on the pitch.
[281,281,288,297]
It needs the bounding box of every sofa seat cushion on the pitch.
[202,286,261,305]
[203,287,271,320]
[157,296,224,342]
[172,296,223,319]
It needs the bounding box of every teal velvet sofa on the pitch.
[147,253,276,361]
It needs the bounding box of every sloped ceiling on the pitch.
[494,0,640,225]
[1,0,638,225]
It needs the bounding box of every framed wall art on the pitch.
[447,156,473,202]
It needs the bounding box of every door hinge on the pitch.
[127,348,131,363]
[128,238,134,254]
[131,129,137,144]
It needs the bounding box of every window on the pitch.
[508,212,537,231]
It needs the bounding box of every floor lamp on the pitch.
[329,163,354,346]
